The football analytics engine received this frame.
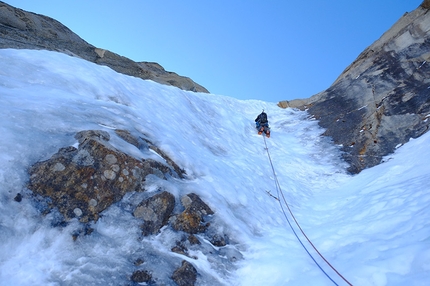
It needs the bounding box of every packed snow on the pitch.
[0,49,429,285]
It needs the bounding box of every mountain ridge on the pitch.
[279,1,430,173]
[0,1,209,93]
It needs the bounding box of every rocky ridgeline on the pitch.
[279,1,430,173]
[0,1,208,93]
[26,129,234,285]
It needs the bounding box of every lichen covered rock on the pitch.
[133,191,175,236]
[172,193,214,234]
[28,130,174,222]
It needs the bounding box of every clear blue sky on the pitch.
[4,0,423,102]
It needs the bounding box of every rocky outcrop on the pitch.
[27,130,236,284]
[28,130,178,222]
[279,3,430,173]
[0,1,208,93]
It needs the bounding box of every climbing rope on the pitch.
[262,135,353,286]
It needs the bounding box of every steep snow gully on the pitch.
[0,49,429,285]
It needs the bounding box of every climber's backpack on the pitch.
[260,112,267,123]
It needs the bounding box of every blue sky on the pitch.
[5,0,423,102]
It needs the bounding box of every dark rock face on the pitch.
[171,260,197,286]
[14,193,22,202]
[0,1,209,93]
[28,130,176,222]
[130,270,152,284]
[133,191,175,236]
[279,4,430,173]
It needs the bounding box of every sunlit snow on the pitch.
[0,49,429,285]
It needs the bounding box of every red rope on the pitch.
[263,135,353,286]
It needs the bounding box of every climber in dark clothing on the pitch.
[255,111,270,138]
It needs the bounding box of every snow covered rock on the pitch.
[279,3,430,173]
[28,130,176,222]
[180,193,214,217]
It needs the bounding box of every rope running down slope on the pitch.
[262,134,352,286]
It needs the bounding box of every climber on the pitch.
[255,110,270,138]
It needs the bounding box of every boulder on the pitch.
[171,260,197,286]
[180,193,214,216]
[133,191,175,236]
[172,193,214,234]
[28,130,175,222]
[187,234,201,245]
[130,270,152,284]
[14,193,22,202]
[210,234,227,247]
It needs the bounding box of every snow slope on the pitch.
[0,49,429,285]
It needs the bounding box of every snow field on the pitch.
[0,49,429,285]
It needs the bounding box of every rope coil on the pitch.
[262,135,352,286]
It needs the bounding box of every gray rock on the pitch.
[0,1,209,93]
[133,191,175,236]
[171,260,197,286]
[279,3,430,173]
[210,234,227,247]
[180,193,214,216]
[172,193,213,234]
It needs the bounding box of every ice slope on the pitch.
[0,49,429,285]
